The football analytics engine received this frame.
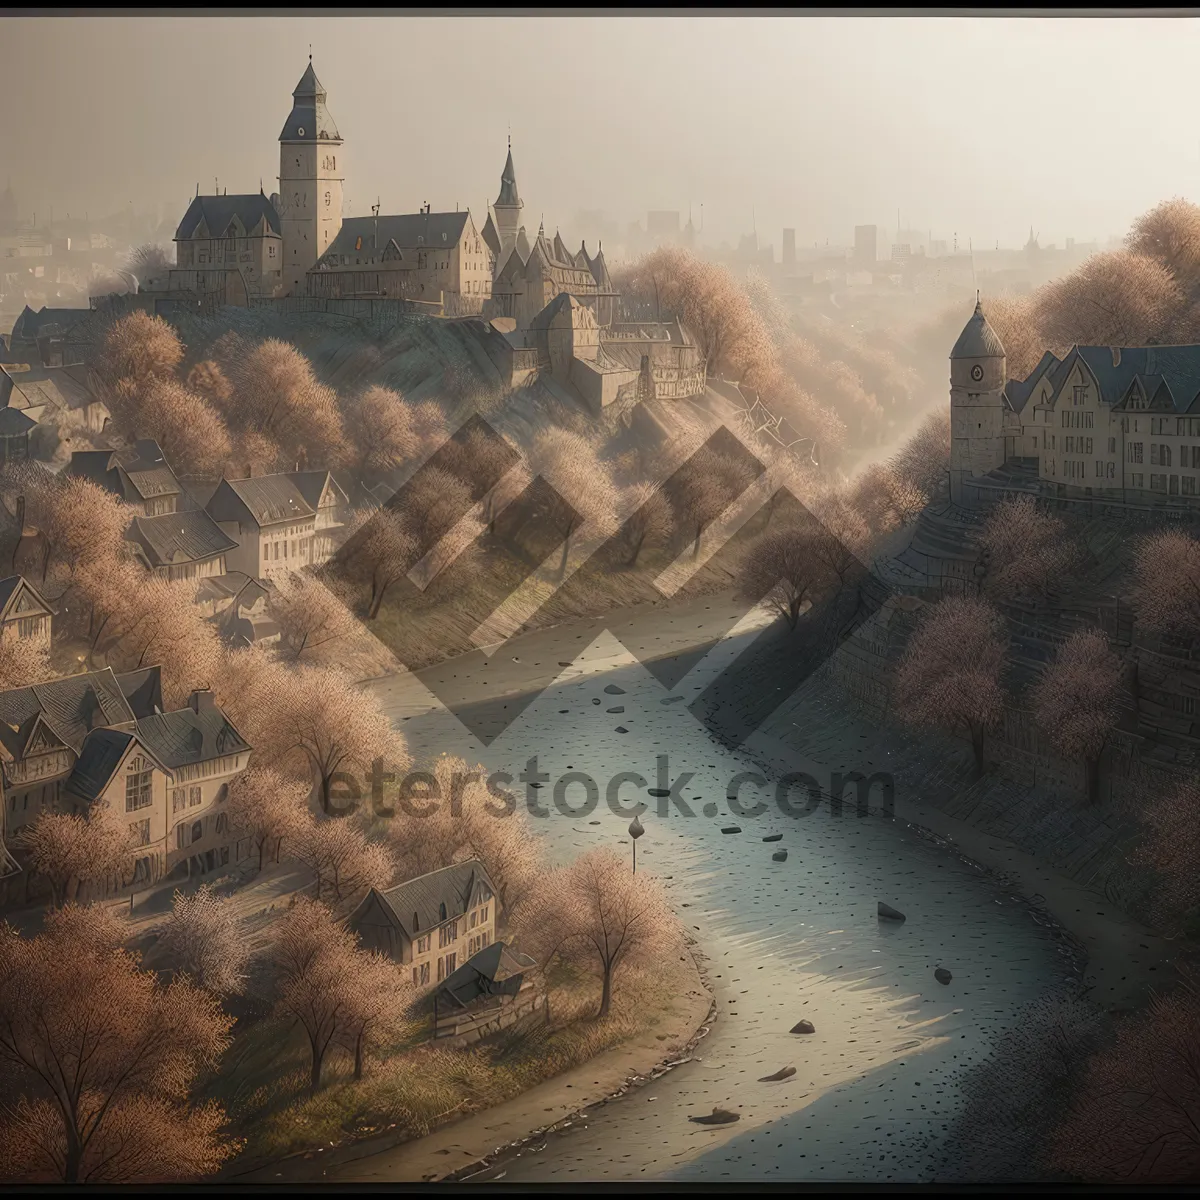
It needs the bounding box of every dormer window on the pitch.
[439,901,447,921]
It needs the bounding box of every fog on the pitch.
[2,14,1199,246]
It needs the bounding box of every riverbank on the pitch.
[240,940,713,1184]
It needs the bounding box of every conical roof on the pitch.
[951,299,1005,360]
[496,144,521,208]
[279,58,341,143]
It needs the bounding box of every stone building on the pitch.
[950,298,1200,512]
[307,209,492,314]
[349,860,498,990]
[171,192,284,298]
[205,474,317,582]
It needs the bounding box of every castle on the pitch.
[165,59,707,413]
[949,299,1200,513]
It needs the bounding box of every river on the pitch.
[366,611,1076,1184]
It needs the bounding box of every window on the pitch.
[1073,385,1086,406]
[416,934,430,954]
[176,823,187,850]
[419,961,430,985]
[172,787,186,814]
[191,820,203,844]
[1185,476,1197,496]
[188,786,202,808]
[1108,437,1117,454]
[1152,473,1168,493]
[1132,473,1145,489]
[216,812,228,835]
[1106,462,1116,479]
[470,910,477,929]
[481,904,489,923]
[125,758,153,812]
[1129,442,1144,464]
[439,901,447,921]
[130,818,151,847]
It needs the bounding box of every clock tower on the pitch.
[277,58,343,297]
[949,298,1007,505]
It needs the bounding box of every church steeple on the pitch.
[496,136,521,209]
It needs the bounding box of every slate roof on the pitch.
[113,667,164,719]
[64,728,137,802]
[480,211,501,258]
[0,667,140,760]
[127,509,237,568]
[279,61,341,143]
[368,860,496,940]
[951,300,1006,360]
[134,704,250,769]
[286,469,348,512]
[10,306,92,344]
[206,475,315,528]
[496,147,521,208]
[66,439,181,502]
[322,212,471,261]
[175,193,282,241]
[439,942,535,1008]
[1005,343,1200,413]
[194,571,265,608]
[0,407,35,437]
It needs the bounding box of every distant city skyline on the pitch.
[1,16,1191,252]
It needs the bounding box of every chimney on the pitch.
[189,688,215,714]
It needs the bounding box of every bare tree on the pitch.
[344,385,419,477]
[1030,629,1124,803]
[742,529,828,630]
[293,818,394,904]
[1127,197,1200,298]
[93,311,184,397]
[618,481,674,567]
[523,849,677,1019]
[340,508,418,619]
[893,595,1008,778]
[0,904,234,1183]
[225,767,310,871]
[889,409,951,502]
[156,885,249,997]
[1131,777,1200,926]
[269,573,357,663]
[335,951,415,1081]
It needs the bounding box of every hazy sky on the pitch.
[3,14,1200,249]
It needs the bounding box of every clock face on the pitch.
[970,364,984,382]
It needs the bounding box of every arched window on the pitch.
[439,901,447,921]
[413,912,419,932]
[191,821,203,844]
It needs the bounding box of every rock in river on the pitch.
[762,833,783,843]
[606,706,625,713]
[721,825,742,835]
[934,967,953,985]
[878,902,906,922]
[688,1107,740,1125]
[772,849,788,862]
[604,684,626,695]
[790,1019,815,1035]
[759,1066,797,1082]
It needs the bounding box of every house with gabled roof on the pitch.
[0,362,110,434]
[172,190,285,298]
[349,860,498,990]
[126,508,237,582]
[286,470,351,563]
[0,665,161,847]
[0,575,53,647]
[62,688,252,883]
[205,474,316,581]
[949,300,1200,509]
[65,438,182,516]
[307,208,493,314]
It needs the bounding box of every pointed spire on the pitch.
[496,137,521,208]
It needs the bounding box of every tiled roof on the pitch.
[113,667,163,719]
[480,211,501,258]
[66,439,181,502]
[127,509,237,568]
[10,306,91,343]
[0,575,53,623]
[372,860,495,939]
[286,469,347,512]
[175,193,282,241]
[0,364,99,417]
[134,704,250,769]
[0,406,35,436]
[1008,343,1200,412]
[951,300,1005,360]
[206,475,315,528]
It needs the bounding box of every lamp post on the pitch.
[628,815,644,875]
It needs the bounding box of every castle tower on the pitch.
[277,58,343,296]
[949,298,1007,505]
[492,137,523,269]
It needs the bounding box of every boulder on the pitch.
[615,726,629,734]
[772,849,788,862]
[877,902,906,922]
[759,1066,797,1082]
[934,967,952,985]
[721,825,742,834]
[762,833,783,843]
[606,706,625,713]
[688,1107,740,1125]
[604,684,626,695]
[790,1019,815,1035]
